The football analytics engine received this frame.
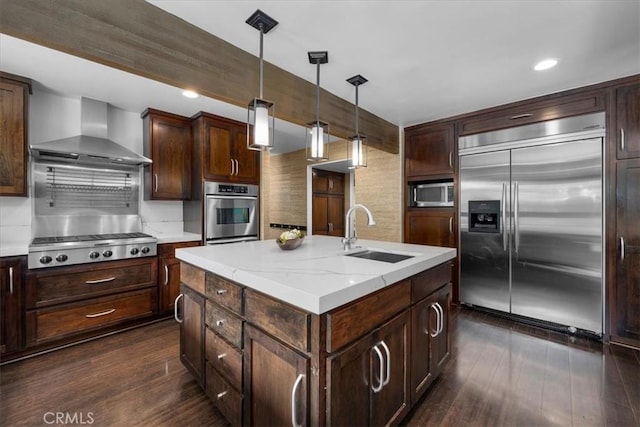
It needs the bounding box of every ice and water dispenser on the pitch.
[468,200,500,233]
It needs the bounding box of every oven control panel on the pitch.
[28,241,157,269]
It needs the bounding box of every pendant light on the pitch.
[306,51,329,161]
[347,74,368,169]
[246,10,278,151]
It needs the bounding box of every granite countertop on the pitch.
[175,235,456,315]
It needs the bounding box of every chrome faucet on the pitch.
[342,204,376,250]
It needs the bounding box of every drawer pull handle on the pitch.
[510,113,533,120]
[85,308,116,318]
[216,319,225,327]
[216,391,228,400]
[216,289,228,295]
[217,353,227,360]
[86,277,116,284]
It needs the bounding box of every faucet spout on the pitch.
[342,204,376,250]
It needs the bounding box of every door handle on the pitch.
[620,128,625,152]
[8,267,13,295]
[371,344,384,393]
[501,182,507,251]
[174,294,183,323]
[234,159,239,176]
[164,265,169,286]
[514,181,520,254]
[291,373,305,427]
[230,159,235,176]
[449,151,453,169]
[620,236,625,261]
[430,304,440,337]
[435,302,444,335]
[379,340,391,387]
[449,217,453,235]
[154,173,158,192]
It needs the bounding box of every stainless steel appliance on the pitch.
[459,112,605,335]
[28,98,156,269]
[409,181,454,207]
[204,181,259,244]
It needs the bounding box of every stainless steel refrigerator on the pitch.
[458,113,605,335]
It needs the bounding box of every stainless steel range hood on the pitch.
[30,98,152,166]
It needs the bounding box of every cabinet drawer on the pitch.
[27,288,157,345]
[206,363,242,427]
[180,262,205,294]
[206,327,243,390]
[206,273,243,315]
[244,289,310,353]
[206,301,243,348]
[327,280,411,353]
[457,90,605,136]
[412,262,453,303]
[27,258,156,308]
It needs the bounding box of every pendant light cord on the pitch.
[354,84,359,137]
[316,62,321,126]
[259,23,264,99]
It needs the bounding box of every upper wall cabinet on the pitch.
[142,108,192,200]
[456,90,605,136]
[616,83,640,160]
[191,112,259,186]
[0,73,32,197]
[405,121,455,179]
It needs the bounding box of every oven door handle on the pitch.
[207,195,257,201]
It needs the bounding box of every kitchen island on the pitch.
[175,235,456,426]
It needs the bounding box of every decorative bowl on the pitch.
[276,236,304,250]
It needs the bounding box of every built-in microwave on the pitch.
[409,181,454,207]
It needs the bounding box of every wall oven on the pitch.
[205,181,259,245]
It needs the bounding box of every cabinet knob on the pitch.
[216,319,225,327]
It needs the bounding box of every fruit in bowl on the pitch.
[276,229,304,250]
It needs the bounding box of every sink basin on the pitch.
[344,249,415,263]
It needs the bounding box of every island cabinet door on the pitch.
[327,311,410,426]
[243,324,309,427]
[178,284,205,388]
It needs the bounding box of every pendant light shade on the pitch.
[347,74,368,169]
[246,10,277,151]
[306,51,329,161]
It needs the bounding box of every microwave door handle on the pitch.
[413,187,417,205]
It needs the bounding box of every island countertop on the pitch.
[175,235,456,315]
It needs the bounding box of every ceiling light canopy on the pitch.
[534,58,558,71]
[347,74,368,169]
[246,9,277,151]
[306,51,330,162]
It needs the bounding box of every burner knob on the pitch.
[89,251,100,259]
[103,250,113,258]
[130,248,139,255]
[40,255,53,264]
[55,254,68,262]
[141,246,150,254]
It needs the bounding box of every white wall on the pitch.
[0,88,184,252]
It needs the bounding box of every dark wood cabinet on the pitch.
[405,209,456,247]
[244,323,309,427]
[0,73,31,197]
[178,283,205,387]
[312,170,345,236]
[612,159,640,347]
[142,108,192,200]
[24,258,158,348]
[405,121,455,179]
[0,256,24,356]
[158,241,200,314]
[191,112,260,185]
[616,83,640,159]
[327,311,410,426]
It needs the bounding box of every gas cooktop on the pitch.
[31,232,153,246]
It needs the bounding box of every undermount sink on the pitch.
[344,249,415,263]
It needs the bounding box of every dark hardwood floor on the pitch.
[1,308,638,426]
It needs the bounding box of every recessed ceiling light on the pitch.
[534,58,558,71]
[182,89,199,99]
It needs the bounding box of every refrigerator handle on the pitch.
[514,181,520,254]
[501,182,507,251]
